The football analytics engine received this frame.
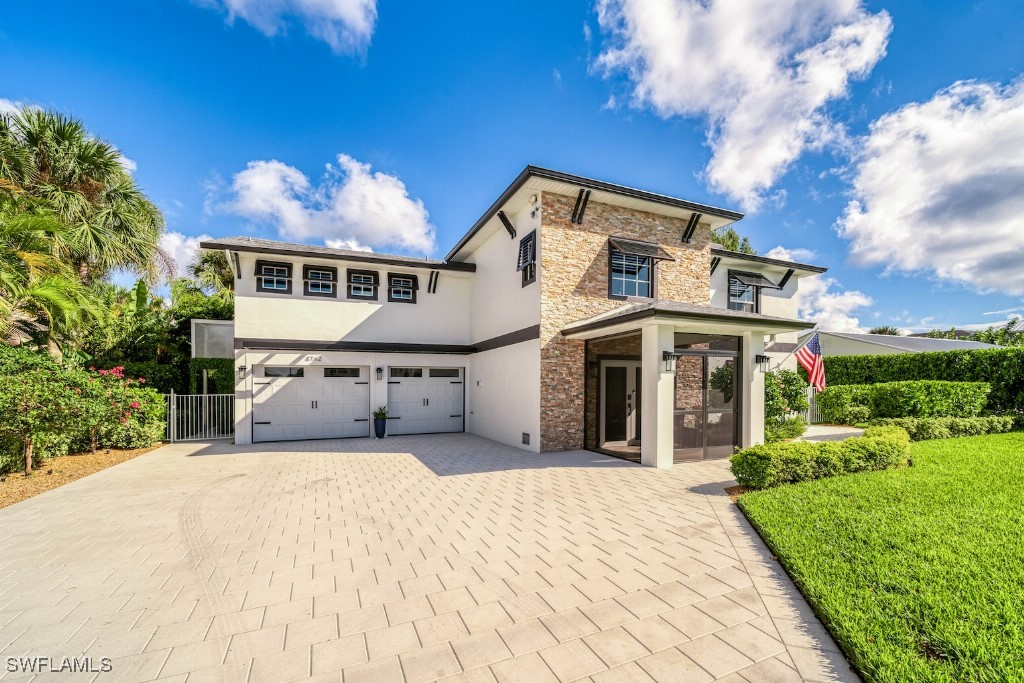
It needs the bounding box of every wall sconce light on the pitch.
[587,361,598,378]
[376,367,384,380]
[237,365,247,380]
[755,354,771,373]
[662,351,682,372]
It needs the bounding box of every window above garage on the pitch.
[388,273,418,303]
[255,261,292,294]
[303,265,337,297]
[347,269,379,300]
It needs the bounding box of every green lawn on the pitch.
[739,432,1024,683]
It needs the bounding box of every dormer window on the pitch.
[347,269,378,300]
[517,231,537,287]
[303,265,337,297]
[388,273,418,303]
[607,237,673,300]
[255,261,292,294]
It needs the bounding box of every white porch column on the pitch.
[234,350,252,445]
[742,332,765,447]
[641,323,675,468]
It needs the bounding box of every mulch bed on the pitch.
[725,484,751,502]
[0,446,159,510]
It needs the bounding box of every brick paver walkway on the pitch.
[0,435,857,682]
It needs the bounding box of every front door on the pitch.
[600,361,642,447]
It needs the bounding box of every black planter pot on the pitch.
[374,418,387,439]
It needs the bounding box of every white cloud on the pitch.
[765,245,818,263]
[838,78,1024,295]
[797,275,872,332]
[594,0,891,210]
[219,154,436,254]
[161,231,212,279]
[196,0,377,53]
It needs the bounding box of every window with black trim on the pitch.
[728,272,758,313]
[390,368,423,378]
[303,265,337,297]
[264,367,303,377]
[325,367,361,378]
[387,273,418,303]
[347,269,379,300]
[516,231,537,287]
[609,247,653,299]
[255,261,292,294]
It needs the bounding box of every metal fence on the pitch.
[806,388,823,424]
[162,392,234,441]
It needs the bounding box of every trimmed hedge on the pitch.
[190,357,234,394]
[730,427,911,489]
[821,347,1024,413]
[868,416,1015,441]
[816,381,990,423]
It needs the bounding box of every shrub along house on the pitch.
[203,166,825,467]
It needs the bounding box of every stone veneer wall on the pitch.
[539,191,711,452]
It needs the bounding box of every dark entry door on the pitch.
[604,367,628,442]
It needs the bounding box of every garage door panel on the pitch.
[253,367,370,442]
[386,368,464,436]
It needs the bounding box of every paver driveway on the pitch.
[0,435,856,683]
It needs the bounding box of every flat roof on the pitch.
[811,330,1000,352]
[201,236,476,272]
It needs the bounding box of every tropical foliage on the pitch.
[764,369,809,443]
[0,346,165,475]
[815,380,990,424]
[921,316,1023,347]
[711,226,756,254]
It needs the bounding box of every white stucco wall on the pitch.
[234,253,473,345]
[466,341,541,453]
[466,203,542,341]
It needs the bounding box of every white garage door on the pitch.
[253,365,370,442]
[386,367,464,435]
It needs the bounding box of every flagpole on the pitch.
[769,324,819,372]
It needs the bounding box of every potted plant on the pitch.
[373,405,388,438]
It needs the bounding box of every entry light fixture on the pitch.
[755,354,771,372]
[662,351,683,372]
[376,367,384,380]
[237,365,247,380]
[587,361,598,378]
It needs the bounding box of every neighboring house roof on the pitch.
[562,300,813,337]
[446,165,744,262]
[200,236,476,272]
[710,244,827,274]
[806,330,1000,353]
[1011,319,1024,333]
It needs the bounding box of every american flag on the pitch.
[795,333,827,391]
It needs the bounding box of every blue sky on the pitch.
[3,0,1023,332]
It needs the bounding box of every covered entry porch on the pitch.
[564,301,813,468]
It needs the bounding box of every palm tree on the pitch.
[0,107,172,284]
[868,326,902,336]
[0,204,97,346]
[189,249,234,294]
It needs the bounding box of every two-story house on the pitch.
[202,166,825,467]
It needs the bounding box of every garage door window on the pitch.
[264,367,304,377]
[325,367,361,378]
[390,368,422,378]
[429,368,460,378]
